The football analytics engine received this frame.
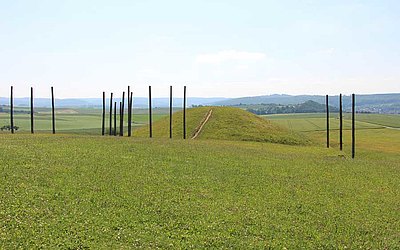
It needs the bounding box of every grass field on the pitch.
[0,109,399,248]
[0,108,167,135]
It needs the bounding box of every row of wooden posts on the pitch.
[5,86,356,158]
[101,85,187,139]
[8,86,56,134]
[326,93,356,158]
[6,85,187,139]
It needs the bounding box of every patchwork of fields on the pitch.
[0,108,399,248]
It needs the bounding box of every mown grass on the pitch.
[0,133,399,248]
[135,107,307,145]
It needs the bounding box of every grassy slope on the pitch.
[135,107,307,145]
[0,133,399,248]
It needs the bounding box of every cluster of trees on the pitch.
[246,100,339,115]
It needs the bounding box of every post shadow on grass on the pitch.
[31,87,34,134]
[51,87,55,134]
[326,94,329,148]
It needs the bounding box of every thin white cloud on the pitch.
[196,50,266,64]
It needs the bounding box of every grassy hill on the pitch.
[134,107,307,145]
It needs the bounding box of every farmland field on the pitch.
[0,108,168,134]
[0,109,399,248]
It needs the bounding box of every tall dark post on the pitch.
[126,86,131,137]
[326,95,329,148]
[31,87,34,134]
[10,86,14,134]
[114,102,117,136]
[339,94,343,151]
[102,91,105,136]
[352,94,356,159]
[51,87,55,134]
[109,93,113,135]
[183,86,187,139]
[128,91,133,137]
[149,86,152,138]
[120,92,125,136]
[169,86,173,139]
[119,101,123,136]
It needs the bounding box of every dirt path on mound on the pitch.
[191,109,213,139]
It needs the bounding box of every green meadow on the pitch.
[0,108,399,248]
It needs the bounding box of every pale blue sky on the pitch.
[1,0,399,98]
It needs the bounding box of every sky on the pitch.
[0,0,399,98]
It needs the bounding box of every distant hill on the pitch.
[0,97,228,108]
[244,100,339,115]
[134,106,307,145]
[212,93,400,114]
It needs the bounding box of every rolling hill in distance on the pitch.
[0,97,228,108]
[1,93,399,113]
[214,93,400,113]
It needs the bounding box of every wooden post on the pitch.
[339,93,343,151]
[128,91,133,137]
[102,91,105,136]
[149,86,152,138]
[352,94,356,159]
[109,93,113,135]
[114,102,117,136]
[10,86,14,134]
[119,101,123,136]
[326,94,329,148]
[120,92,125,136]
[31,87,34,134]
[169,85,173,139]
[51,87,55,134]
[127,86,130,137]
[183,86,187,139]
